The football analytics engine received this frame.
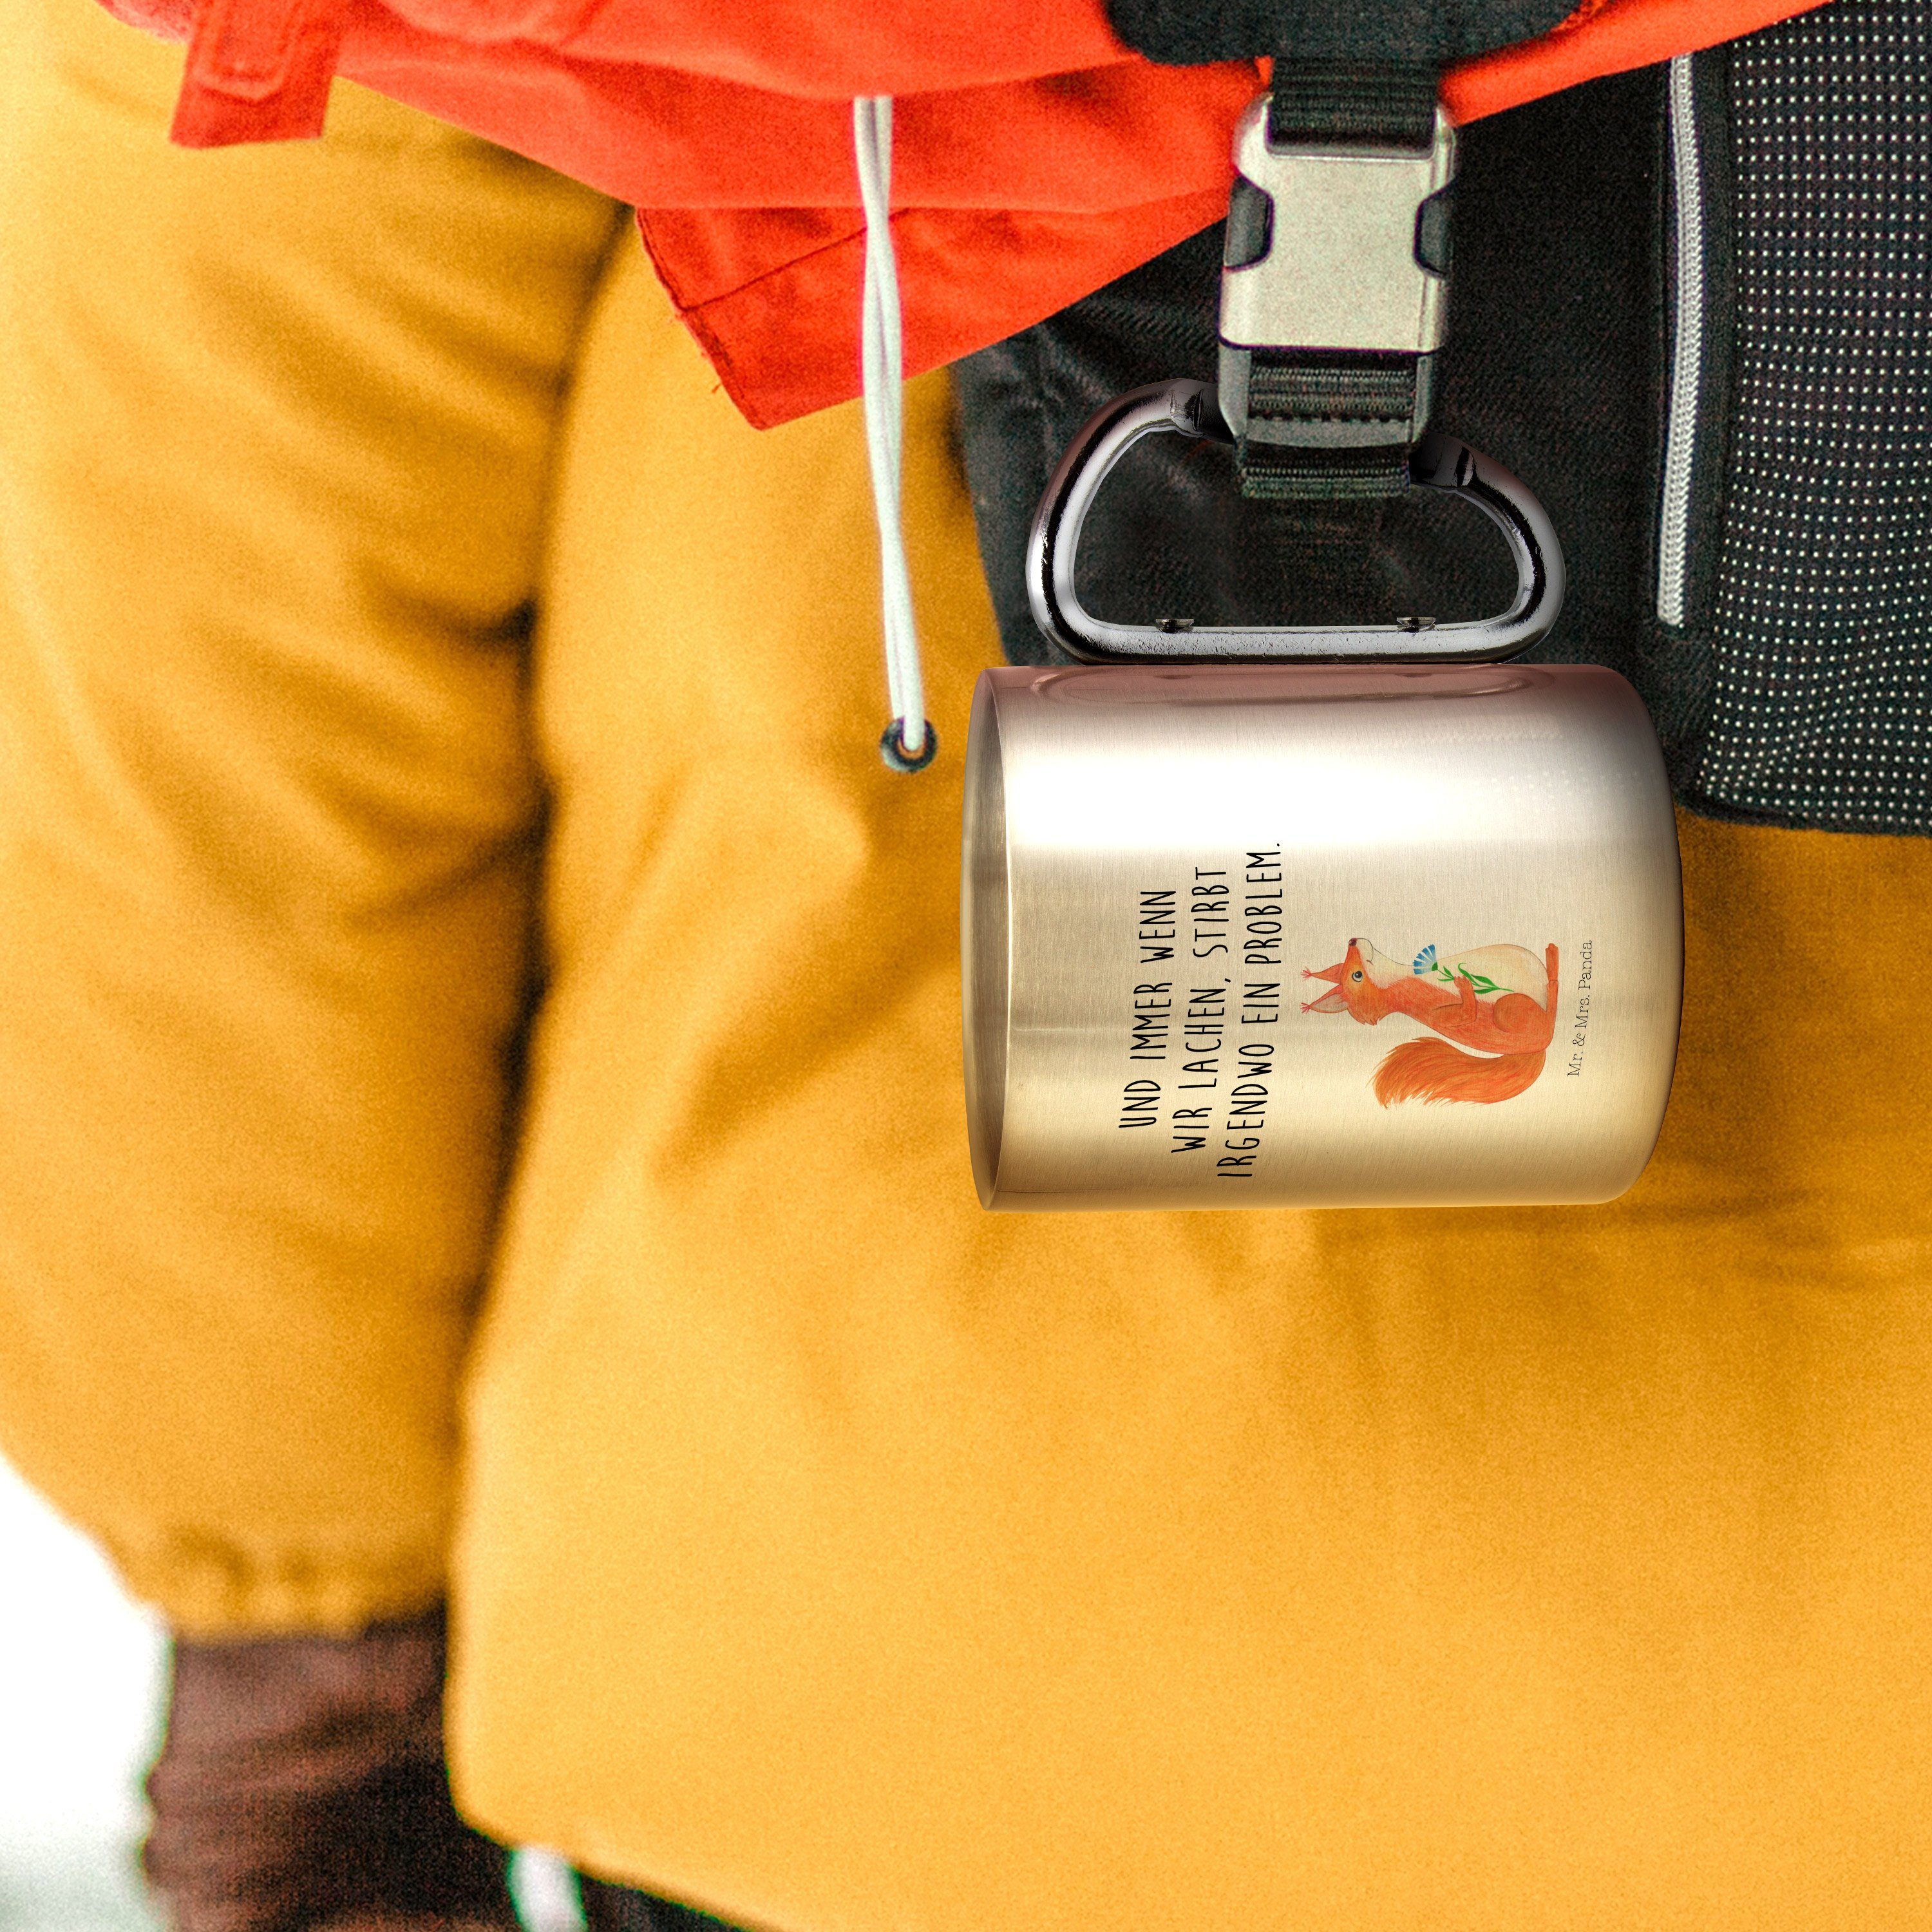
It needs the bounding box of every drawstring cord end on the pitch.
[880,717,938,773]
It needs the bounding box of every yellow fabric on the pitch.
[448,243,1932,1932]
[4,1,1932,1924]
[0,0,626,1627]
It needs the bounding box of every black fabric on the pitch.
[1245,354,1418,417]
[1104,0,1574,66]
[1236,349,1421,501]
[1432,64,1663,687]
[953,65,1660,674]
[1266,59,1437,144]
[1236,433,1415,498]
[1678,0,1932,835]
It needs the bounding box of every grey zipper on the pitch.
[1656,52,1704,629]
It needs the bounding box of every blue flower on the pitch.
[1412,945,1438,976]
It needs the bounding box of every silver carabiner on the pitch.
[1024,379,1565,664]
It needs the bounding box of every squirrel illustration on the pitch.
[1301,938,1561,1106]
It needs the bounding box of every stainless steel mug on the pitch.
[961,384,1683,1211]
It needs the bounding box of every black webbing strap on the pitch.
[1238,346,1422,499]
[1234,60,1441,502]
[1267,59,1436,147]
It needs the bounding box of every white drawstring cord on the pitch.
[853,95,933,771]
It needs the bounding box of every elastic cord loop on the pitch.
[853,97,931,772]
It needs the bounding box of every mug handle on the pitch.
[1024,380,1565,665]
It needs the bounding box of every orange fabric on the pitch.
[118,0,1836,422]
[642,194,1236,429]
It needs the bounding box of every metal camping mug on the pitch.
[962,383,1683,1211]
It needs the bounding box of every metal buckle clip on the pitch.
[1218,93,1457,446]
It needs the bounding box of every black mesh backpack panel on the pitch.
[1693,0,1932,834]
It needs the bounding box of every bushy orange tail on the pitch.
[1372,1038,1546,1106]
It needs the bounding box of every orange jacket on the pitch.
[111,0,1832,424]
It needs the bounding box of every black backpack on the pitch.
[956,0,1932,837]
